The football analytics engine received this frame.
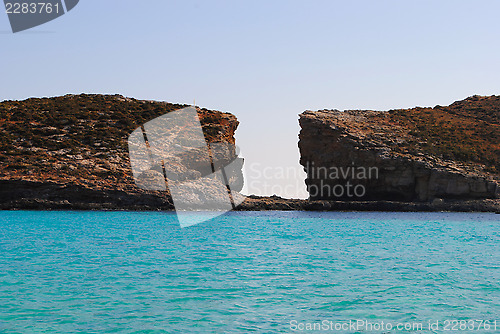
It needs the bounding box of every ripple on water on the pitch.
[0,211,498,333]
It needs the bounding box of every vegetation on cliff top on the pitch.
[0,94,238,188]
[389,95,499,172]
[1,93,498,188]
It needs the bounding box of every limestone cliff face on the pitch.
[299,96,500,202]
[0,94,242,209]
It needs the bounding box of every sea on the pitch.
[0,211,498,333]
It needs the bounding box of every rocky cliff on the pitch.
[299,95,500,203]
[1,94,499,212]
[0,94,242,210]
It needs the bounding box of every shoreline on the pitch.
[1,180,498,213]
[2,199,499,214]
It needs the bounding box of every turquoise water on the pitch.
[0,211,498,333]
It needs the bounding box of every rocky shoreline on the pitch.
[1,180,498,213]
[1,94,498,213]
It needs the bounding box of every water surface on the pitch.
[0,211,498,333]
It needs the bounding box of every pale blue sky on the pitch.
[1,0,499,198]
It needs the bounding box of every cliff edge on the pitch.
[299,95,499,203]
[0,94,241,210]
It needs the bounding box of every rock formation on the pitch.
[1,93,498,212]
[0,94,243,210]
[299,95,500,202]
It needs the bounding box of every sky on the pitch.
[1,0,500,198]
